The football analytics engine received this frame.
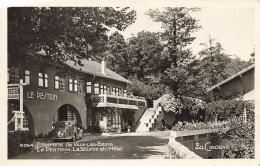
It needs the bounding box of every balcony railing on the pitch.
[91,94,147,108]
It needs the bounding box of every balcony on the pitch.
[91,94,147,110]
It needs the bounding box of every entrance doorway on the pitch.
[53,104,82,127]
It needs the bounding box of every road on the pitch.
[11,131,170,159]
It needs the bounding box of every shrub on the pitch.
[154,94,205,115]
[220,111,255,158]
[172,121,230,132]
[205,99,254,120]
[8,131,34,158]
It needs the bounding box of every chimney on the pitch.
[101,57,106,75]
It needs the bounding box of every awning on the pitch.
[93,103,138,110]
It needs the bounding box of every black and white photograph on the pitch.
[1,0,259,163]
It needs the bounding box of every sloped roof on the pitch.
[65,59,132,84]
[23,52,132,84]
[207,64,255,92]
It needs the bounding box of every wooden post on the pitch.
[244,107,247,123]
[19,79,24,129]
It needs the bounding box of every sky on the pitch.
[108,7,255,61]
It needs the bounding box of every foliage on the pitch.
[107,31,164,81]
[127,77,166,107]
[221,111,255,158]
[195,37,252,97]
[146,7,201,96]
[205,99,254,118]
[154,94,182,113]
[8,7,136,63]
[197,37,231,91]
[106,31,128,76]
[172,121,230,132]
[154,94,205,115]
[8,131,34,158]
[125,31,164,81]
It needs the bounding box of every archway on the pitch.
[53,104,82,127]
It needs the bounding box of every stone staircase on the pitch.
[135,107,162,132]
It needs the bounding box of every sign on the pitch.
[27,91,58,101]
[8,87,19,99]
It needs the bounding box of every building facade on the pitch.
[208,64,255,100]
[8,55,147,135]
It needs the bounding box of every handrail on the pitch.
[92,94,146,102]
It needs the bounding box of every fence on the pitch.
[168,129,227,159]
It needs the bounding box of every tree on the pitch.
[8,7,136,63]
[125,31,163,81]
[106,31,129,76]
[106,31,166,106]
[194,37,251,101]
[146,7,201,97]
[249,50,255,63]
[127,77,166,107]
[197,37,231,91]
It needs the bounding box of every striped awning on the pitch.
[93,103,138,110]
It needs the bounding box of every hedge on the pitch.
[8,131,34,158]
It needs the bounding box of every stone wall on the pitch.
[168,129,224,159]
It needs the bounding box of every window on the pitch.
[112,110,121,128]
[119,88,122,96]
[55,76,60,89]
[100,84,104,94]
[96,112,103,121]
[104,85,107,94]
[94,84,99,94]
[115,88,119,96]
[38,73,43,87]
[78,80,83,93]
[23,114,29,128]
[74,80,78,92]
[38,73,48,88]
[67,110,77,122]
[10,66,20,83]
[69,78,78,92]
[44,74,48,87]
[123,89,127,96]
[107,86,111,94]
[86,82,92,94]
[69,78,73,91]
[112,87,116,95]
[55,76,65,91]
[59,77,65,91]
[24,70,30,84]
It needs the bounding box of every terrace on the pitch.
[91,93,147,110]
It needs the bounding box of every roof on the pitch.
[65,59,132,84]
[23,52,132,84]
[207,64,255,92]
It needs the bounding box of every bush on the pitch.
[220,111,255,158]
[154,94,205,115]
[172,121,230,132]
[205,99,254,120]
[8,131,34,158]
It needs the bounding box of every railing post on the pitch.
[104,94,107,103]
